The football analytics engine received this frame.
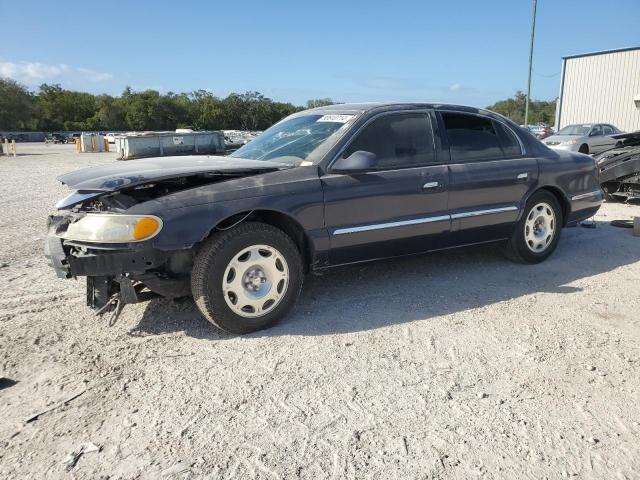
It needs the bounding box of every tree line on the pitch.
[1,77,556,132]
[486,91,556,126]
[0,78,338,132]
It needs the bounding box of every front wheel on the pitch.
[505,191,563,264]
[191,222,303,334]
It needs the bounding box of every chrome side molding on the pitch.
[333,205,518,235]
[571,190,603,201]
[333,215,450,235]
[450,205,518,219]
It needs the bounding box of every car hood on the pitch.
[543,134,585,144]
[58,155,289,191]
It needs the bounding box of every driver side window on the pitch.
[344,113,436,170]
[590,125,603,136]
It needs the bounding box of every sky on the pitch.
[1,0,638,108]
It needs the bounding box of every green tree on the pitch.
[37,84,97,131]
[190,90,224,130]
[0,82,306,132]
[120,89,164,130]
[119,89,193,131]
[0,79,36,130]
[487,91,556,125]
[84,94,127,131]
[306,98,335,109]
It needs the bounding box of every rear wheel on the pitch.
[191,222,303,334]
[505,191,562,264]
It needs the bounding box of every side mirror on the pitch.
[331,150,378,173]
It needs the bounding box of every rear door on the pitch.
[439,111,538,244]
[322,110,450,264]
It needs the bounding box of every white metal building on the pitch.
[556,47,640,132]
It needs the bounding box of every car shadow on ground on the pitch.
[130,220,640,339]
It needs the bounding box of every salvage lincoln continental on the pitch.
[45,103,604,333]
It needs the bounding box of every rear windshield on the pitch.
[231,114,356,164]
[557,125,591,135]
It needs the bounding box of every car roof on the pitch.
[299,102,505,119]
[288,101,533,136]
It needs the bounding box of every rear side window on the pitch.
[603,125,614,135]
[344,113,435,169]
[442,112,521,162]
[494,122,522,157]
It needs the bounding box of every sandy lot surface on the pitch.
[1,143,639,479]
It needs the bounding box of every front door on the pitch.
[438,111,538,245]
[322,111,450,265]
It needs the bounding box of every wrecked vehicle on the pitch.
[596,131,640,201]
[45,103,603,333]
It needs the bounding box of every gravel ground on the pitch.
[1,143,639,479]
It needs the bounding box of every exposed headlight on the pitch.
[60,214,163,243]
[561,139,578,145]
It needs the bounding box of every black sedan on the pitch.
[45,103,604,333]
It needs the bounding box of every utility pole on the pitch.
[524,0,537,127]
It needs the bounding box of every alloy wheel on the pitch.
[524,202,556,253]
[222,244,289,318]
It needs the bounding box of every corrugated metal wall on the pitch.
[558,49,640,132]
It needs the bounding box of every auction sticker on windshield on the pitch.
[317,114,355,123]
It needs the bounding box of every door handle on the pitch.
[516,172,528,182]
[423,181,440,189]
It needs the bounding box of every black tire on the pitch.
[505,191,563,264]
[191,221,303,334]
[610,219,633,228]
[578,144,589,154]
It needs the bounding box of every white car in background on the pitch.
[527,123,554,140]
[105,133,117,144]
[543,123,622,155]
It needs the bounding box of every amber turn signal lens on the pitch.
[133,217,160,240]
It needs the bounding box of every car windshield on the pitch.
[557,125,591,135]
[230,114,355,164]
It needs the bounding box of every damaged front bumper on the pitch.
[44,219,192,316]
[44,235,170,280]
